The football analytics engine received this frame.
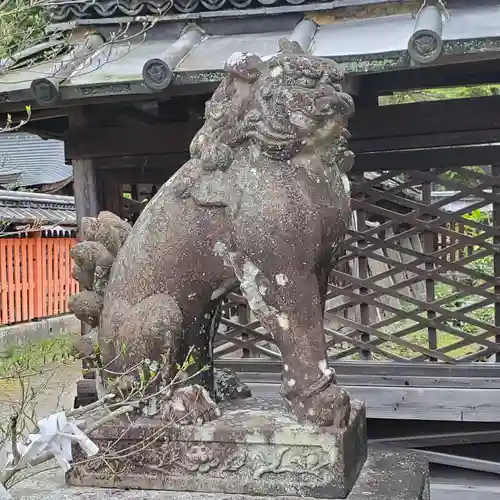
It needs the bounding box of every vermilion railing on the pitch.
[0,235,78,325]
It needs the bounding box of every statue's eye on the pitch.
[297,76,316,88]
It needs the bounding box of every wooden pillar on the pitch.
[69,109,101,223]
[422,178,437,361]
[354,175,371,360]
[101,174,123,217]
[73,159,100,222]
[351,78,379,109]
[68,110,101,405]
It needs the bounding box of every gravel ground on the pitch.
[0,361,81,424]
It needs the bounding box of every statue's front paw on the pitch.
[305,385,351,428]
[284,382,351,428]
[161,385,221,425]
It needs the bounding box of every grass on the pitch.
[0,335,76,379]
[0,335,79,452]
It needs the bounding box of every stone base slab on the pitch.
[67,397,367,498]
[16,447,428,500]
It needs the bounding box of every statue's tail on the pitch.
[68,211,131,357]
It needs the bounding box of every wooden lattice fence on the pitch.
[0,234,78,325]
[215,166,499,365]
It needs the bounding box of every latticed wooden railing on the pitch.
[215,166,499,365]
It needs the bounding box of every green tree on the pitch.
[0,1,55,131]
[0,1,162,132]
[380,84,500,105]
[0,0,49,60]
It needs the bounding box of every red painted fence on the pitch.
[0,235,78,325]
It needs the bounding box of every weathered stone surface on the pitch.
[214,368,252,402]
[13,447,428,500]
[69,38,355,428]
[67,397,366,498]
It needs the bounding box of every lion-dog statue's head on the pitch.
[189,38,355,182]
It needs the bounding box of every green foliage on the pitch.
[0,335,76,378]
[0,0,49,60]
[380,84,500,106]
[437,165,486,189]
[462,207,492,227]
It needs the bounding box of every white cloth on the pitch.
[21,412,99,472]
[1,412,98,498]
[0,481,11,499]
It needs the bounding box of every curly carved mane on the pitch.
[189,38,355,175]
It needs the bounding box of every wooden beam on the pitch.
[431,481,500,500]
[66,121,202,159]
[70,110,101,220]
[351,128,500,153]
[248,382,500,422]
[350,94,500,140]
[69,109,101,385]
[99,167,177,185]
[66,96,500,159]
[362,59,500,94]
[93,154,189,170]
[76,374,500,422]
[72,161,100,219]
[218,358,500,378]
[72,135,500,173]
[87,131,500,163]
[101,176,123,217]
[352,143,500,172]
[72,158,100,381]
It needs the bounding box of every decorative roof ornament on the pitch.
[142,26,203,91]
[408,5,444,65]
[30,31,104,106]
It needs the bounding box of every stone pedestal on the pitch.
[68,397,367,498]
[12,446,430,500]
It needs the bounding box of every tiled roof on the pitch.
[50,0,173,18]
[0,171,22,186]
[2,4,500,107]
[0,190,76,225]
[48,0,420,19]
[0,133,72,188]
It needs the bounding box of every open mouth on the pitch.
[289,110,318,129]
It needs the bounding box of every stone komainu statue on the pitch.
[69,38,355,428]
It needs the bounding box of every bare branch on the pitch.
[0,0,170,132]
[0,343,211,493]
[9,416,20,466]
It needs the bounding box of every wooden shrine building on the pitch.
[2,0,500,488]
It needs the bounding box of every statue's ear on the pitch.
[224,52,263,83]
[278,37,305,55]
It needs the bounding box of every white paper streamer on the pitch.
[3,443,27,471]
[0,412,99,500]
[0,412,98,497]
[0,481,11,499]
[20,412,99,472]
